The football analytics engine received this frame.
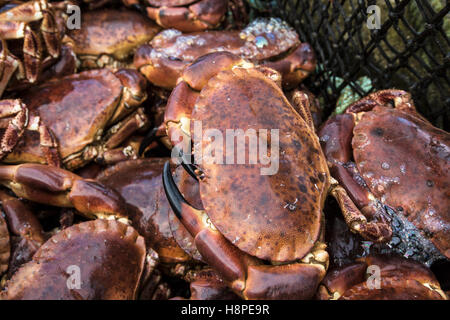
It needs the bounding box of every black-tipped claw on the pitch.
[162,161,190,220]
[178,149,199,181]
[139,127,158,156]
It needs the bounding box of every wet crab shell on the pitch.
[142,0,228,32]
[190,65,330,262]
[0,213,9,275]
[318,255,447,300]
[352,106,450,258]
[65,9,161,66]
[97,159,203,264]
[3,69,146,167]
[0,219,146,300]
[148,18,299,62]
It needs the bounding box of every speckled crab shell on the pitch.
[65,9,161,69]
[97,159,203,264]
[190,64,330,262]
[0,219,146,300]
[149,17,299,61]
[352,106,450,258]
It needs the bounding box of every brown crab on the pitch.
[319,90,450,259]
[1,219,146,299]
[1,68,149,169]
[122,0,228,32]
[64,8,160,70]
[0,0,73,97]
[317,254,447,300]
[158,51,346,299]
[97,158,239,299]
[134,17,316,89]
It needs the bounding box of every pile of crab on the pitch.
[0,0,448,300]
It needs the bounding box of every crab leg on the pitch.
[0,208,9,275]
[103,108,149,150]
[23,26,43,83]
[41,9,60,58]
[0,42,20,97]
[0,99,28,161]
[64,108,149,169]
[163,162,327,299]
[0,164,129,221]
[347,89,427,122]
[37,120,61,167]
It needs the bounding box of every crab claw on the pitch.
[179,149,200,181]
[0,164,130,221]
[320,114,393,243]
[146,0,228,32]
[1,219,146,300]
[264,43,317,89]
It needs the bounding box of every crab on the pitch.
[1,219,147,299]
[157,51,352,299]
[317,254,447,300]
[0,0,73,97]
[63,8,161,70]
[97,158,240,299]
[122,0,229,32]
[1,68,149,170]
[0,163,131,222]
[134,17,316,90]
[0,189,46,280]
[319,90,450,259]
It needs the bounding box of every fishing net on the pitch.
[273,0,449,129]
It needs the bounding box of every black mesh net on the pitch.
[273,0,449,130]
